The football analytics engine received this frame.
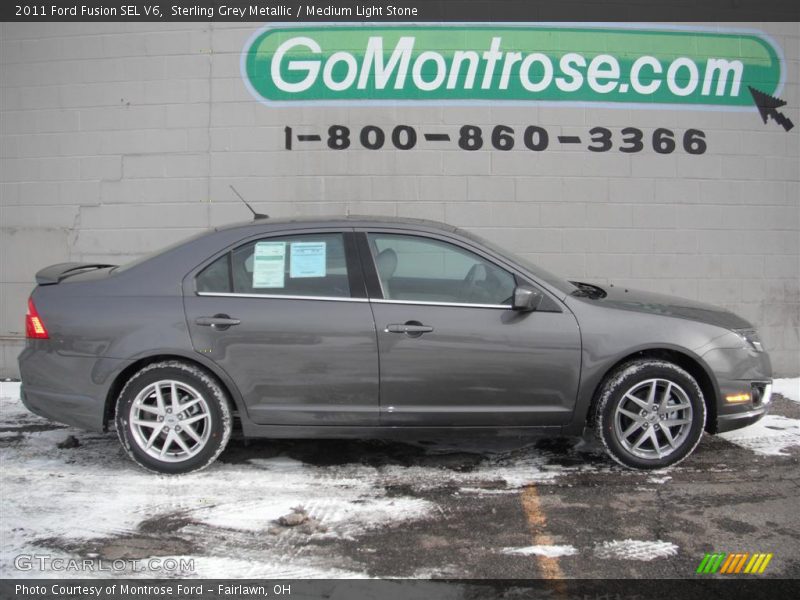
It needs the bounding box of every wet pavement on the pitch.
[1,382,798,580]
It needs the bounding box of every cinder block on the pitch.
[564,228,609,253]
[145,31,193,56]
[608,178,655,203]
[444,202,492,226]
[165,103,209,129]
[0,228,71,282]
[443,151,490,175]
[291,202,347,217]
[676,155,722,179]
[74,227,206,256]
[0,283,31,337]
[540,202,586,227]
[78,202,209,230]
[418,176,467,201]
[720,156,766,180]
[534,253,586,279]
[397,202,446,221]
[467,176,515,202]
[322,176,373,202]
[586,253,631,278]
[606,228,655,253]
[370,176,418,202]
[632,155,676,178]
[586,203,633,228]
[563,177,609,203]
[490,202,540,227]
[696,180,738,205]
[515,177,562,203]
[651,229,698,254]
[765,157,800,182]
[80,156,122,181]
[504,228,562,253]
[656,179,700,204]
[631,254,676,278]
[697,279,743,305]
[124,155,165,179]
[632,204,677,229]
[672,254,722,279]
[164,154,210,178]
[0,205,78,228]
[211,103,256,127]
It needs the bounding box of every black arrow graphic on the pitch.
[748,86,794,131]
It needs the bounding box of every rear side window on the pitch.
[196,233,351,298]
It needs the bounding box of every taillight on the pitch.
[25,298,49,339]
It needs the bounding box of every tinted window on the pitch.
[196,254,230,293]
[368,233,515,305]
[196,233,351,298]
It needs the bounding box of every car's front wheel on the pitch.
[595,359,706,469]
[115,361,232,474]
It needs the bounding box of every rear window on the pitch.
[196,233,351,298]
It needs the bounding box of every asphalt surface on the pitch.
[1,386,799,580]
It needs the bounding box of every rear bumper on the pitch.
[18,344,128,432]
[20,385,104,431]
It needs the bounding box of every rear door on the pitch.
[183,229,379,426]
[357,230,581,427]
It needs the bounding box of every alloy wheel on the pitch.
[613,378,694,460]
[128,379,211,463]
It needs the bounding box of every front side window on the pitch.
[367,233,515,305]
[196,233,351,298]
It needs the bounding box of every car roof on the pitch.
[213,215,460,235]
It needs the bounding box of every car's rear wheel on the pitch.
[594,359,706,469]
[115,361,232,474]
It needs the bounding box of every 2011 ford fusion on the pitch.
[19,216,772,473]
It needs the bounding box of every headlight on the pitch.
[733,329,764,352]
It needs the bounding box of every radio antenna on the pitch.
[230,185,268,220]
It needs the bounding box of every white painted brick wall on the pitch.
[0,21,798,376]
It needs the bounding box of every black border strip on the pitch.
[2,0,799,22]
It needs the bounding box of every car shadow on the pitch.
[216,434,609,471]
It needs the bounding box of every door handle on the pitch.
[195,315,241,329]
[385,322,434,336]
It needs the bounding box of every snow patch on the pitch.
[646,475,672,484]
[502,545,578,558]
[594,539,678,561]
[719,414,800,456]
[0,387,595,577]
[773,378,799,403]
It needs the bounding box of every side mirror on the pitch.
[512,285,543,312]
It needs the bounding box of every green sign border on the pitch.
[241,24,785,110]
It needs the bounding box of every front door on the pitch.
[361,231,581,427]
[183,230,379,426]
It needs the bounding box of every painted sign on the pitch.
[242,25,784,109]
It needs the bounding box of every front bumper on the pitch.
[702,344,772,434]
[715,382,772,433]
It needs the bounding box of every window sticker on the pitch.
[252,241,286,288]
[290,241,327,278]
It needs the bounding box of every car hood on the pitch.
[577,285,753,330]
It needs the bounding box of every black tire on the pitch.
[594,359,706,470]
[115,360,232,474]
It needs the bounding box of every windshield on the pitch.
[457,228,578,295]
